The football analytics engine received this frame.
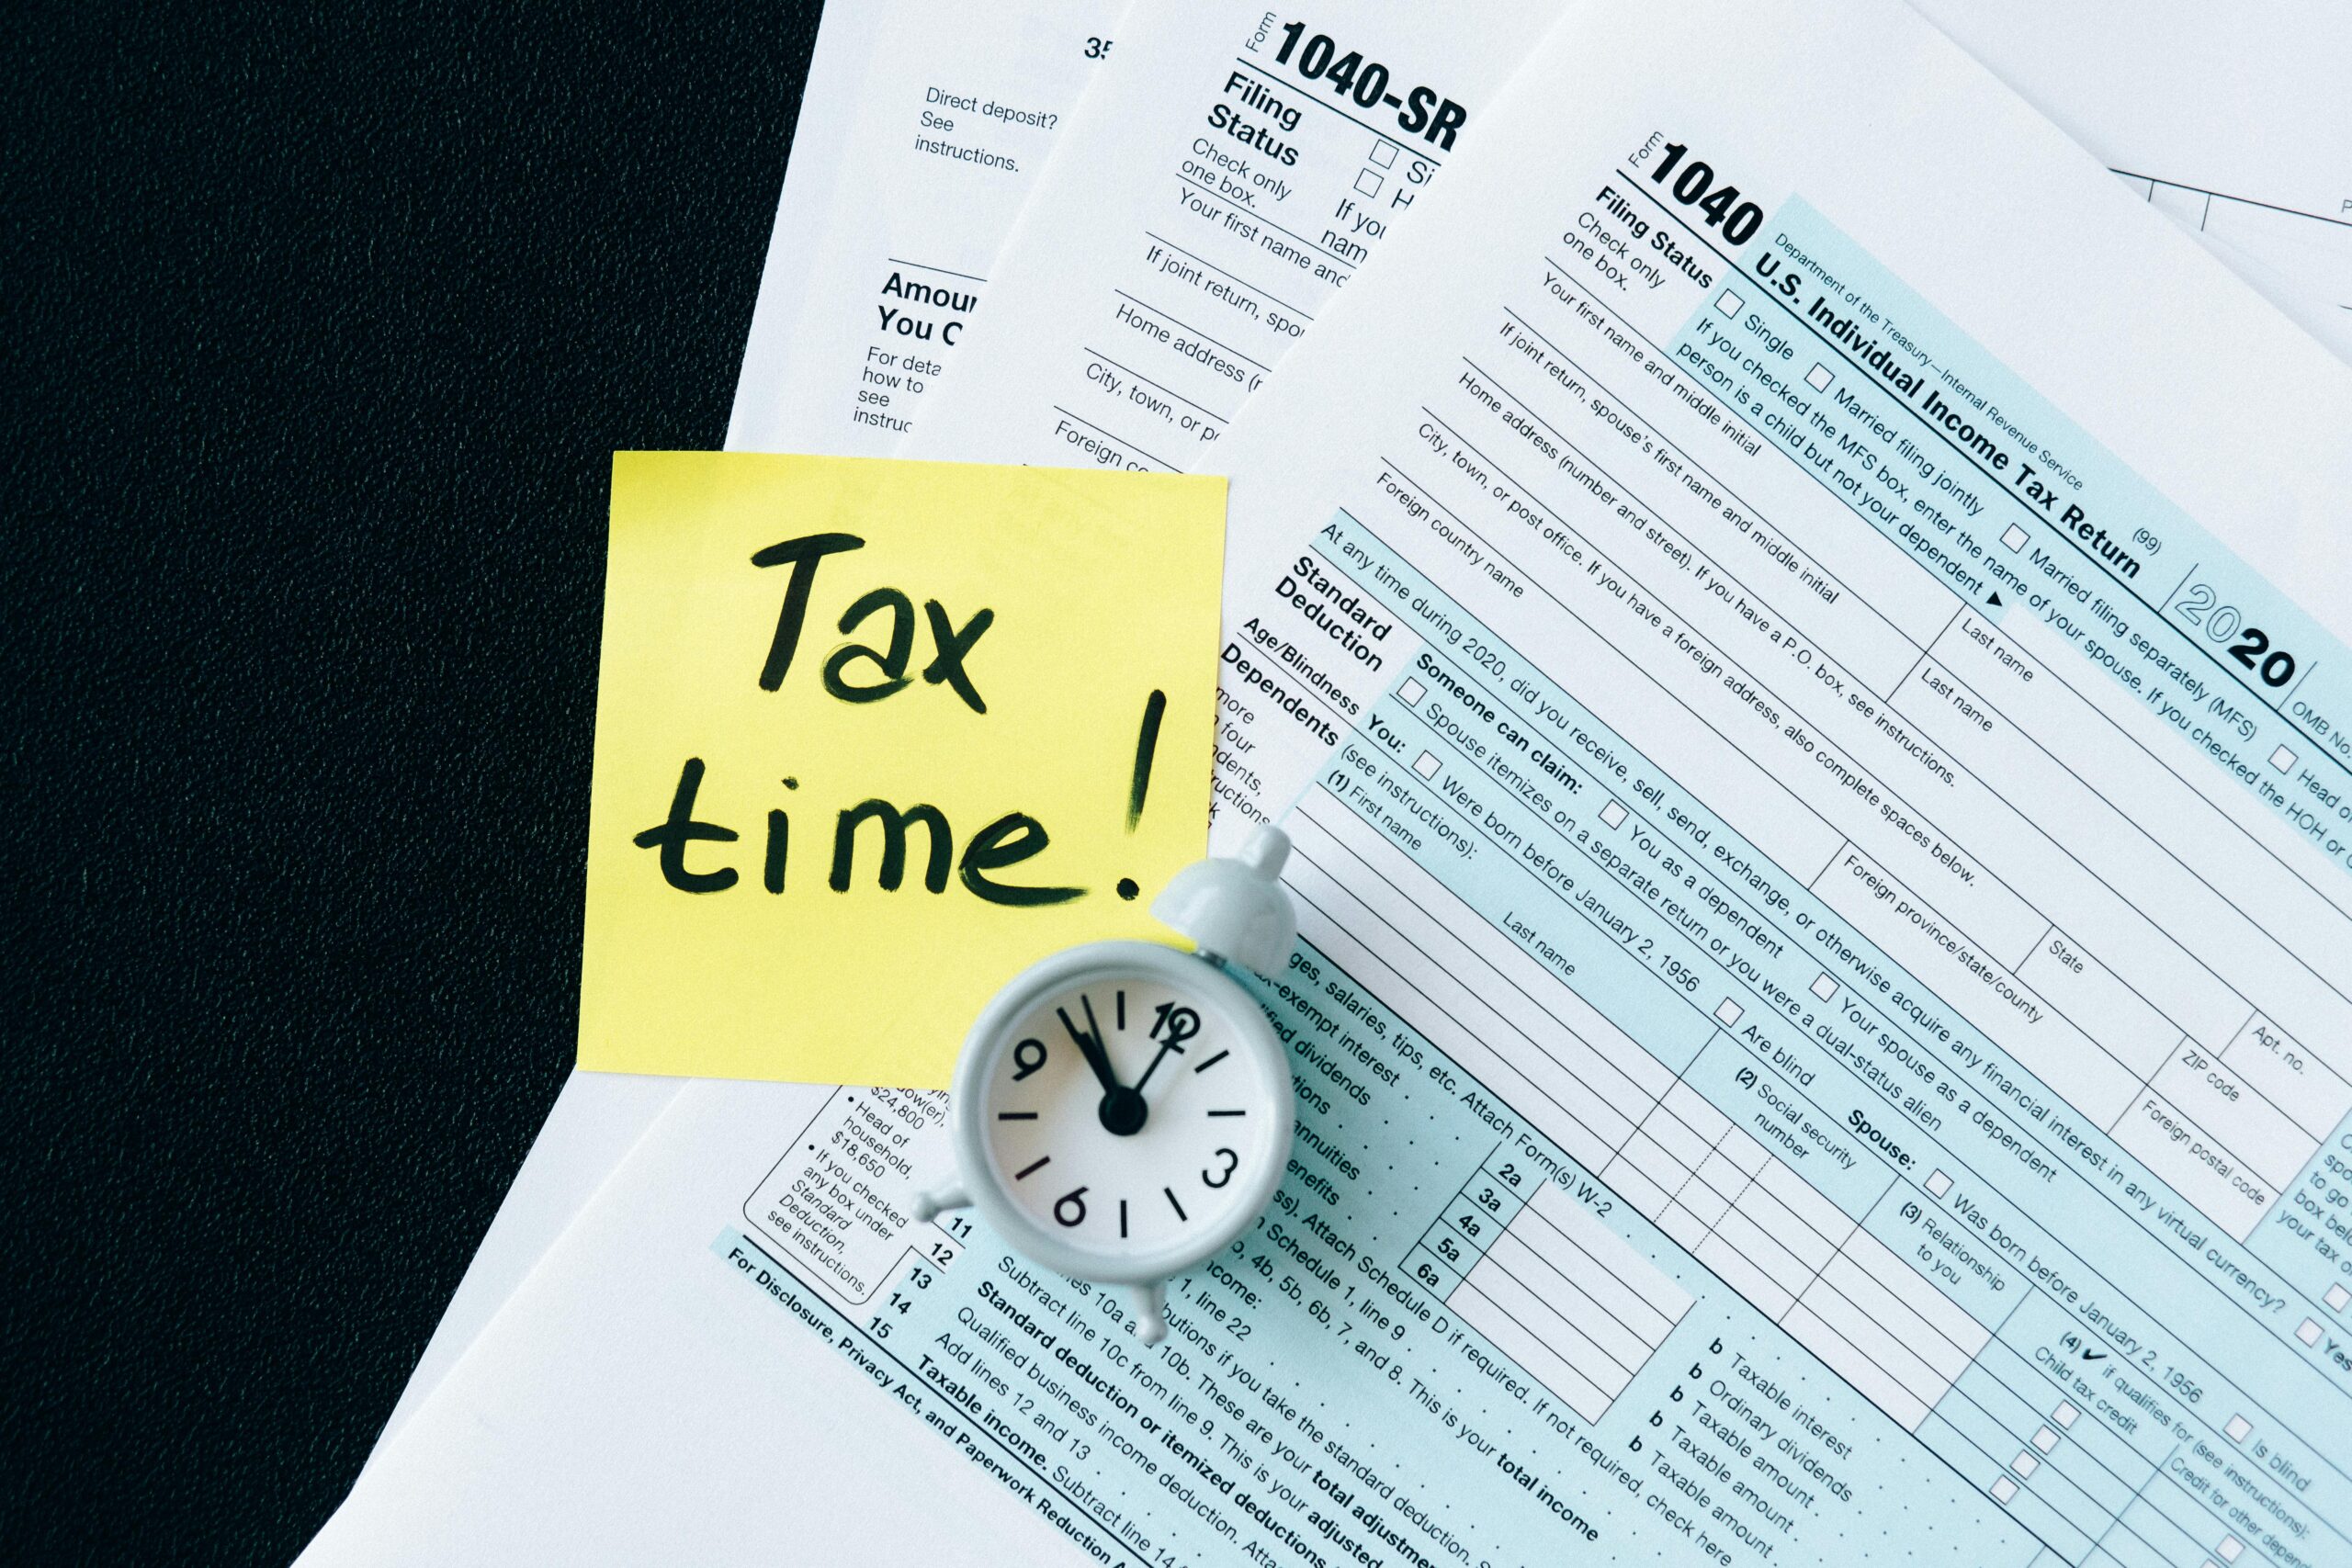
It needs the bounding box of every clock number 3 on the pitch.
[1054,1188,1089,1227]
[1203,1147,1238,1188]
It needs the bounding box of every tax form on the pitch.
[1210,1,2352,1565]
[729,0,1121,453]
[318,1,2352,1558]
[1909,0,2352,362]
[911,0,1563,472]
[368,0,1119,1455]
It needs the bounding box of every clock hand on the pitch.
[1081,994,1113,1065]
[1059,1004,1124,1097]
[1078,994,1152,1137]
[1130,1038,1184,1097]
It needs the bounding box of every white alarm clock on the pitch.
[912,826,1297,1343]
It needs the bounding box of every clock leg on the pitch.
[1128,1282,1167,1345]
[910,1179,967,1223]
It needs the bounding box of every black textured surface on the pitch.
[3,5,820,1559]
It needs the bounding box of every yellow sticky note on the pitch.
[580,453,1227,1087]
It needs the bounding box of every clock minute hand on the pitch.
[1131,1038,1183,1096]
[1059,1005,1124,1096]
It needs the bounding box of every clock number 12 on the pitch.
[1151,1003,1200,1048]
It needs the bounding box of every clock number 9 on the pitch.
[1203,1147,1239,1188]
[1055,1188,1090,1227]
[1011,1037,1048,1080]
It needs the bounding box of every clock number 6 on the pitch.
[1011,1037,1048,1081]
[1203,1147,1238,1188]
[1054,1188,1090,1227]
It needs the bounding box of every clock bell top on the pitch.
[1149,825,1298,977]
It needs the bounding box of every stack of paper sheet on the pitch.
[317,0,2352,1560]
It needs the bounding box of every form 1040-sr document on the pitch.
[910,0,1565,474]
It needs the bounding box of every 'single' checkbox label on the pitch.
[1716,288,1744,316]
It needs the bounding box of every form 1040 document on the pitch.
[910,0,1565,473]
[1205,0,2352,1561]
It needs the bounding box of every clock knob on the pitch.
[1150,825,1295,976]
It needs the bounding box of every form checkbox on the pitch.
[2225,1414,2252,1442]
[1805,363,1834,392]
[1368,138,1397,169]
[2052,1400,2077,1428]
[1354,169,1383,198]
[1811,973,1838,1001]
[2031,1427,2058,1453]
[1599,799,1627,829]
[2270,745,2296,773]
[1926,1169,1952,1199]
[2327,1282,2350,1312]
[1714,998,1745,1027]
[1715,288,1745,317]
[2010,1451,2039,1479]
[1397,676,1427,705]
[2002,524,2029,551]
[2298,1318,2323,1346]
[1413,750,1440,780]
[2218,1537,2243,1562]
[1989,1476,2018,1504]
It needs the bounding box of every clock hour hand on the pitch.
[1059,1004,1124,1097]
[1072,995,1150,1137]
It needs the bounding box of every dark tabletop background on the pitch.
[5,4,822,1558]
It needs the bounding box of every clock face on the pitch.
[980,972,1280,1260]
